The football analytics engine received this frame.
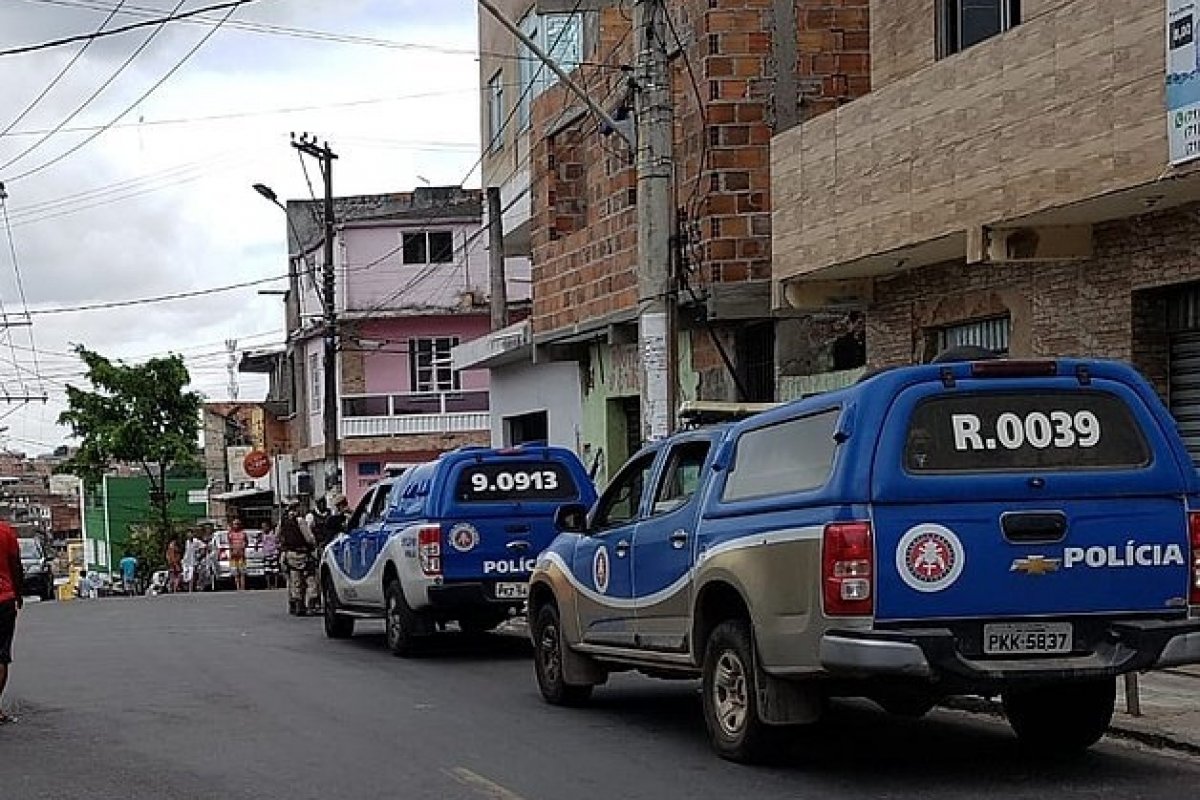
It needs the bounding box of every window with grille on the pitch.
[308,352,321,413]
[409,337,460,392]
[487,70,504,152]
[401,231,454,265]
[934,316,1012,358]
[516,10,583,131]
[938,0,1021,58]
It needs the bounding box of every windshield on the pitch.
[19,539,41,559]
[905,390,1151,473]
[454,461,579,503]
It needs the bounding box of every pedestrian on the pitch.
[260,519,280,590]
[227,518,249,592]
[0,520,23,724]
[324,495,349,542]
[279,503,317,616]
[119,551,138,596]
[182,532,199,592]
[166,538,182,593]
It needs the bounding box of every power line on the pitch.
[0,0,258,57]
[0,0,188,174]
[26,273,291,316]
[3,0,245,183]
[0,0,129,138]
[0,195,44,392]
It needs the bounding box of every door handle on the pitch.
[615,540,630,558]
[506,540,531,552]
[670,530,689,550]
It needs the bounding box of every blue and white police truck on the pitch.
[529,357,1200,762]
[320,446,596,655]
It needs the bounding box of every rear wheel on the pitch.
[385,580,423,657]
[1002,678,1116,755]
[322,575,354,639]
[701,619,783,764]
[532,603,592,706]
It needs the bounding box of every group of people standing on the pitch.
[276,496,348,616]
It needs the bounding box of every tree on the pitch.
[58,347,203,569]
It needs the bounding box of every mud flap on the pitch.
[561,643,610,686]
[753,633,822,725]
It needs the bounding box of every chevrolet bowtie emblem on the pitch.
[1010,556,1062,575]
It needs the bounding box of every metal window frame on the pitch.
[937,0,1020,58]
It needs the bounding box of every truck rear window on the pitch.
[905,391,1151,473]
[454,461,579,503]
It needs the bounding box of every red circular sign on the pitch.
[243,450,271,479]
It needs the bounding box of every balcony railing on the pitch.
[340,390,490,438]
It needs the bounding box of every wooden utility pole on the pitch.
[487,187,508,330]
[291,133,340,492]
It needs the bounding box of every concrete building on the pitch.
[252,186,528,506]
[202,402,291,529]
[771,0,1200,459]
[81,476,207,575]
[466,0,872,483]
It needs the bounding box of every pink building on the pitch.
[249,187,530,506]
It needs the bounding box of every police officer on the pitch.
[279,502,317,616]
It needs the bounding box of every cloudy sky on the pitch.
[0,0,485,454]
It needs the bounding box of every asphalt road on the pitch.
[2,591,1199,800]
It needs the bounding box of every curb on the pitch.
[942,697,1200,758]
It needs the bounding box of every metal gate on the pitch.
[1170,331,1200,463]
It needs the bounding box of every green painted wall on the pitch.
[577,331,699,488]
[83,476,207,573]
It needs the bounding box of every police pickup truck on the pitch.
[529,358,1200,762]
[320,446,595,655]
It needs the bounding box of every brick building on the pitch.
[466,1,872,482]
[772,0,1200,460]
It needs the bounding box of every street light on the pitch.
[253,182,280,207]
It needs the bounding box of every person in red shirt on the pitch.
[227,518,248,592]
[0,521,24,725]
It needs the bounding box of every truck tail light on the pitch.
[418,525,442,577]
[1189,512,1200,605]
[823,521,874,617]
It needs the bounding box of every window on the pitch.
[487,70,504,151]
[722,410,841,502]
[592,453,656,530]
[454,461,579,503]
[408,337,460,393]
[905,391,1150,473]
[308,352,321,413]
[516,10,583,131]
[934,316,1011,358]
[346,489,374,531]
[401,231,454,265]
[938,0,1020,57]
[652,441,711,516]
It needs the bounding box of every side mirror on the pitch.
[554,503,589,534]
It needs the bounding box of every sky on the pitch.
[0,0,486,454]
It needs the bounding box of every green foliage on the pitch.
[57,347,204,530]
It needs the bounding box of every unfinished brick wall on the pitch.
[867,202,1200,402]
[529,0,871,336]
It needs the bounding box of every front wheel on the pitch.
[322,576,354,639]
[532,603,592,706]
[701,619,783,764]
[1002,678,1116,755]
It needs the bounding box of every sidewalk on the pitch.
[1108,667,1200,754]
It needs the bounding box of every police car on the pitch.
[320,446,596,655]
[529,358,1200,762]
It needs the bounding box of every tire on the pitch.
[322,576,354,640]
[384,580,423,657]
[701,619,783,764]
[532,603,593,706]
[1002,678,1116,755]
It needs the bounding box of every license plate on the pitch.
[983,622,1073,655]
[495,582,528,600]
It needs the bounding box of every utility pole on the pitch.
[291,133,340,493]
[487,187,508,330]
[633,0,675,439]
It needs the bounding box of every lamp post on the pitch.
[255,174,340,494]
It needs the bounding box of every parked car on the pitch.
[145,570,169,596]
[320,445,597,652]
[212,529,266,588]
[18,538,55,601]
[530,357,1200,763]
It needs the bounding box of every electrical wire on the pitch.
[0,0,188,174]
[3,0,245,183]
[0,195,44,393]
[0,0,129,139]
